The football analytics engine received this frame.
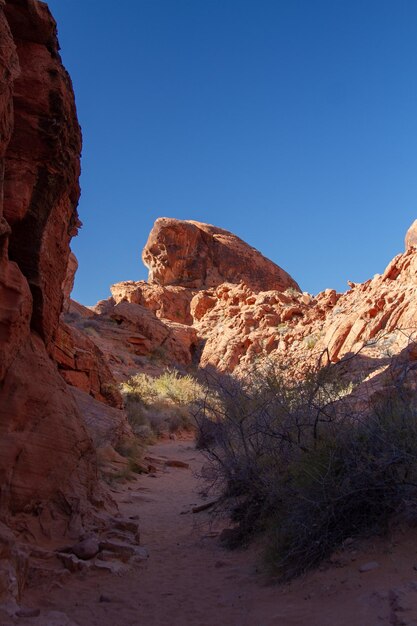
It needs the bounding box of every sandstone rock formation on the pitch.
[143,217,301,292]
[55,251,124,406]
[62,298,199,383]
[111,281,195,325]
[405,219,417,251]
[191,243,417,375]
[62,251,78,312]
[0,1,110,609]
[11,0,417,616]
[54,321,123,408]
[69,219,417,397]
[71,217,300,381]
[3,0,82,354]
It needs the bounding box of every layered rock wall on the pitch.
[0,0,98,605]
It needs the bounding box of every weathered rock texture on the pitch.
[191,245,417,375]
[68,217,300,381]
[0,0,99,608]
[54,321,123,408]
[62,251,78,312]
[63,298,198,383]
[111,281,195,325]
[70,219,417,395]
[405,220,417,251]
[143,218,301,293]
[3,0,82,354]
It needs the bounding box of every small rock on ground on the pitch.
[359,561,380,573]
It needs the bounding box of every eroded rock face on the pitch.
[57,253,123,408]
[68,219,301,379]
[54,321,123,408]
[142,218,301,293]
[62,252,78,312]
[0,0,96,607]
[69,388,132,451]
[71,219,417,387]
[191,237,417,375]
[111,281,195,325]
[0,521,27,612]
[78,300,198,381]
[3,0,82,354]
[0,335,96,515]
[0,5,31,385]
[405,220,417,251]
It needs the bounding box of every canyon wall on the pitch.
[0,0,98,606]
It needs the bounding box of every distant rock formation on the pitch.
[405,220,417,251]
[67,219,417,389]
[192,242,417,373]
[142,217,301,293]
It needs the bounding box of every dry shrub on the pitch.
[195,358,417,579]
[121,369,209,439]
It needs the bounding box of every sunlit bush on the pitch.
[121,369,209,440]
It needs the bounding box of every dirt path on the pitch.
[12,439,417,625]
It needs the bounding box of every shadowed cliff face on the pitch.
[0,0,98,605]
[3,0,82,352]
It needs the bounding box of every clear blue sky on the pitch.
[47,0,417,305]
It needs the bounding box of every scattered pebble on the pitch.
[359,561,380,573]
[99,595,112,603]
[16,607,41,618]
[165,459,190,469]
[70,537,100,560]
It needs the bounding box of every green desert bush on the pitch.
[121,369,210,439]
[195,360,417,580]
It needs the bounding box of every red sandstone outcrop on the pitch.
[142,218,301,293]
[70,219,417,390]
[3,0,82,354]
[111,281,195,325]
[405,219,417,251]
[57,252,125,407]
[62,251,78,312]
[64,298,199,382]
[191,242,417,376]
[69,388,131,452]
[54,321,123,408]
[0,1,99,609]
[79,217,300,379]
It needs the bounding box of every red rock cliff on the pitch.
[0,2,97,601]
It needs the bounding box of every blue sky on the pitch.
[47,0,417,304]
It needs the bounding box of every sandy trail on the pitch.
[12,438,417,625]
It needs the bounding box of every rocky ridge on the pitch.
[65,218,417,393]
